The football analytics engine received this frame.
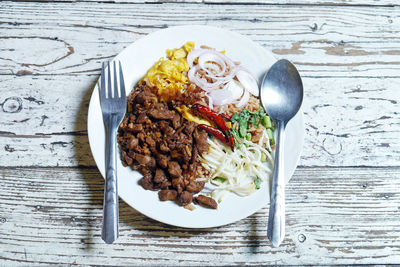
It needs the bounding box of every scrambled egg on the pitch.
[141,42,195,101]
[140,42,214,126]
[175,105,212,127]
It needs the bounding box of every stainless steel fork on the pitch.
[99,60,127,244]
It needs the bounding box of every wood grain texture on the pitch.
[0,2,399,168]
[21,0,400,6]
[0,167,399,265]
[205,0,398,5]
[1,1,400,265]
[0,2,400,78]
[0,75,398,167]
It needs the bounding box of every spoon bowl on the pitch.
[260,59,303,247]
[261,59,303,122]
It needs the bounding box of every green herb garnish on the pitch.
[250,105,265,128]
[238,109,251,138]
[254,177,262,189]
[213,177,227,184]
[231,129,242,148]
[230,113,240,122]
[230,104,274,148]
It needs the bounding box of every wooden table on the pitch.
[1,0,399,265]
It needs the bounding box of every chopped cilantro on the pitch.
[238,109,251,138]
[230,113,240,122]
[230,104,274,149]
[250,115,258,127]
[231,129,242,148]
[250,105,265,128]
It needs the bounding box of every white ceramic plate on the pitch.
[88,25,304,228]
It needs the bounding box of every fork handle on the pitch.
[101,115,119,244]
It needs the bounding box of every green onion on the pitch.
[266,128,275,145]
[229,105,275,149]
[262,115,272,129]
[246,133,252,141]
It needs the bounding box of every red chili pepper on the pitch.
[192,104,230,132]
[220,113,232,121]
[221,130,235,152]
[193,104,235,151]
[227,133,235,152]
[198,124,229,146]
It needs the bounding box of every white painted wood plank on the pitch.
[0,2,399,77]
[204,0,398,4]
[28,0,400,6]
[0,2,398,266]
[0,75,398,167]
[0,167,399,265]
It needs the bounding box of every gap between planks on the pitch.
[9,0,399,8]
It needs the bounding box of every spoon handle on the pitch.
[267,120,286,247]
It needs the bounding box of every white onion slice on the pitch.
[188,48,235,66]
[188,63,227,91]
[236,69,259,97]
[203,62,222,74]
[237,89,250,108]
[196,51,237,81]
[198,54,226,76]
[187,48,254,109]
[227,80,245,100]
[187,49,209,67]
[210,80,244,106]
[206,92,213,109]
[188,65,223,91]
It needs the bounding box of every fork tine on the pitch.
[107,61,112,99]
[100,62,106,100]
[119,61,126,100]
[113,61,119,98]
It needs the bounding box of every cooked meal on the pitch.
[117,42,275,210]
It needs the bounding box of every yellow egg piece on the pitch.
[141,42,194,101]
[176,106,212,126]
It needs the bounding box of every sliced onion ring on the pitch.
[237,89,250,108]
[187,48,254,109]
[206,92,213,110]
[188,65,223,91]
[198,54,226,77]
[187,49,209,67]
[236,69,259,97]
[209,80,244,106]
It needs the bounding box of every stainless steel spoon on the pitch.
[260,59,303,247]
